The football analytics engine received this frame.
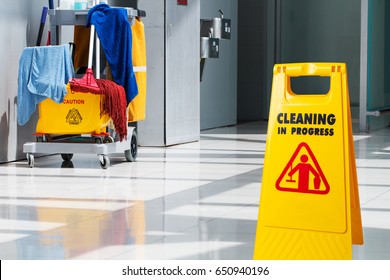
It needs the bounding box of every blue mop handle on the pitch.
[48,0,54,9]
[40,7,48,24]
[36,7,48,46]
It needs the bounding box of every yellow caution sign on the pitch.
[253,63,363,260]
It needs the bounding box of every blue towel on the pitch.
[87,4,138,105]
[17,44,74,125]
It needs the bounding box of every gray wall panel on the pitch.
[165,0,200,145]
[136,0,166,146]
[200,0,238,130]
[137,0,200,146]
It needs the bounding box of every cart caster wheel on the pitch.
[36,134,50,143]
[61,153,73,161]
[61,161,74,168]
[27,153,34,168]
[105,136,115,143]
[125,129,138,162]
[98,155,110,169]
[36,134,50,142]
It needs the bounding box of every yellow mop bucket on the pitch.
[35,84,110,135]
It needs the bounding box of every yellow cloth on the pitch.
[128,17,147,122]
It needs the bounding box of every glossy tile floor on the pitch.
[0,121,389,260]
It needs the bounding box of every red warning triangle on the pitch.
[276,142,330,195]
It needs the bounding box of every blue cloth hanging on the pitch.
[17,44,74,125]
[87,4,138,105]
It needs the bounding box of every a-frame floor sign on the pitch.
[253,63,363,260]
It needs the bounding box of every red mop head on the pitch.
[96,79,128,141]
[69,68,101,94]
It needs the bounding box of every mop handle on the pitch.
[87,25,95,69]
[89,1,100,78]
[96,34,100,79]
[36,7,48,47]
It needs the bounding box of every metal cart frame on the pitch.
[23,127,138,169]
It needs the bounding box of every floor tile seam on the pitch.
[215,202,259,221]
[91,226,238,260]
[0,198,134,212]
[359,189,390,207]
[138,152,265,158]
[134,159,261,167]
[196,201,260,208]
[356,165,390,170]
[163,202,259,227]
[360,207,390,213]
[0,222,65,234]
[0,198,35,208]
[198,193,261,202]
[26,209,118,238]
[88,224,233,260]
[0,171,221,183]
[0,222,78,248]
[0,172,134,182]
[195,153,264,166]
[134,160,262,167]
[0,170,224,183]
[0,195,139,212]
[134,159,262,179]
[199,138,266,146]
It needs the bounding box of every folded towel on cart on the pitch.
[87,3,138,105]
[17,44,74,125]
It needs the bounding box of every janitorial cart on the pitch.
[21,3,146,169]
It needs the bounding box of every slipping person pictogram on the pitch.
[276,142,330,195]
[288,154,321,192]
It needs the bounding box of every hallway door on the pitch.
[360,0,390,132]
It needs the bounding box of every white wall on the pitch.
[0,0,50,163]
